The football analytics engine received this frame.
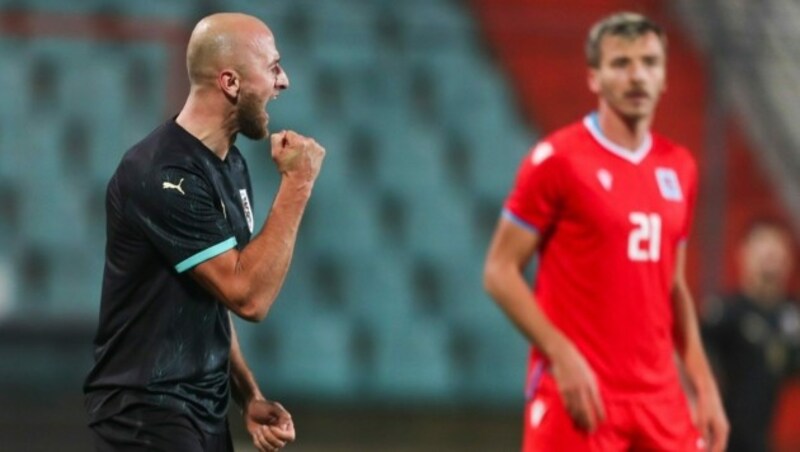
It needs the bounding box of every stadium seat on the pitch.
[45,245,103,315]
[371,317,454,400]
[403,190,479,265]
[303,181,382,258]
[451,322,527,404]
[0,57,26,183]
[336,252,420,332]
[305,0,378,68]
[17,118,89,249]
[274,311,357,397]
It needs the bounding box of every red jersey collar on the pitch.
[583,112,652,165]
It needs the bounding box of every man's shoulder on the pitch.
[115,123,216,213]
[523,121,588,167]
[650,132,694,161]
[122,122,208,181]
[544,120,591,150]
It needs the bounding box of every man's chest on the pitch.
[560,155,691,251]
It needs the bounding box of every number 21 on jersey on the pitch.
[628,212,661,262]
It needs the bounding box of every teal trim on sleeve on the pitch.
[175,237,237,273]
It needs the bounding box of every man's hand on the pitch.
[695,386,729,452]
[550,339,606,432]
[271,130,325,184]
[244,399,296,452]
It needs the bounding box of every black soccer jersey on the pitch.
[84,119,255,433]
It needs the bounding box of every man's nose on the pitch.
[277,68,289,91]
[629,62,646,82]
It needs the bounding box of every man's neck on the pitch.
[175,92,236,160]
[596,105,652,151]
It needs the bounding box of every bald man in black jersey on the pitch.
[84,13,325,452]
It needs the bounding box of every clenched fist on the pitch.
[270,130,325,184]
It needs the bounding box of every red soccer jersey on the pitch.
[504,113,698,400]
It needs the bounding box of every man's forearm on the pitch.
[484,264,567,358]
[229,319,264,409]
[234,178,312,316]
[243,178,311,275]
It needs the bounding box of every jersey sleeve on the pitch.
[502,141,567,235]
[131,167,237,273]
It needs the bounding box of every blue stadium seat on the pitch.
[396,0,473,61]
[467,123,534,201]
[45,246,103,316]
[274,311,357,397]
[439,259,506,333]
[338,252,416,328]
[80,55,129,182]
[305,0,378,68]
[304,182,382,258]
[457,324,528,404]
[404,192,479,265]
[373,124,450,198]
[371,318,454,400]
[17,118,89,249]
[0,52,27,183]
[342,64,414,133]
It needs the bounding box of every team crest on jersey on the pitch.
[239,189,254,233]
[655,167,683,201]
[529,399,548,428]
[530,142,553,165]
[597,168,613,191]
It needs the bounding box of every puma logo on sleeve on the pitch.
[162,178,185,195]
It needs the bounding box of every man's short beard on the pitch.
[237,91,268,140]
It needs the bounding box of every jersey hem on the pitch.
[175,237,237,273]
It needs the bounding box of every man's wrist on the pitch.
[280,173,314,191]
[538,327,569,360]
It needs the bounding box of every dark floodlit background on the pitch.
[1,0,799,450]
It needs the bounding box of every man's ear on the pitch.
[219,69,240,100]
[587,67,600,95]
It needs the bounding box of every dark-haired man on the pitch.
[485,11,728,451]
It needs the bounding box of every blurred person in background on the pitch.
[484,11,728,452]
[703,219,800,452]
[83,12,325,452]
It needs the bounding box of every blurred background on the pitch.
[1,0,800,450]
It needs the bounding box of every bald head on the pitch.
[186,13,275,86]
[179,13,288,142]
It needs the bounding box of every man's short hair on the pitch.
[585,12,667,68]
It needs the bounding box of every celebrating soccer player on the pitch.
[484,12,728,451]
[84,13,324,452]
